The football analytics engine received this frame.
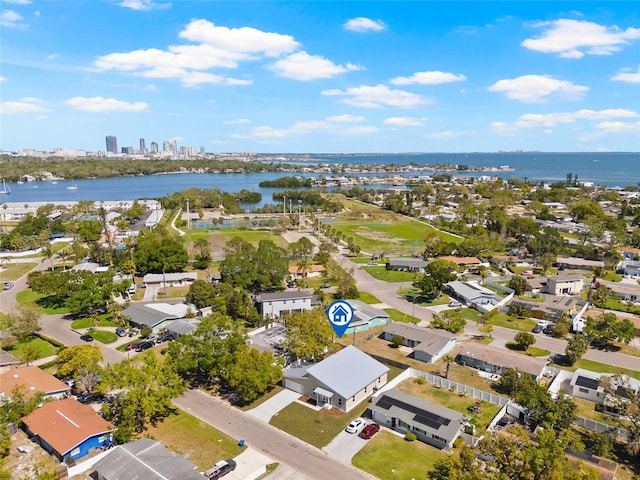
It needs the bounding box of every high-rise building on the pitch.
[150,142,158,154]
[105,136,118,154]
[139,138,146,154]
[162,140,171,152]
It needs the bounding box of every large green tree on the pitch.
[227,345,282,403]
[102,352,186,442]
[55,345,103,394]
[584,312,636,347]
[284,309,333,362]
[133,227,188,274]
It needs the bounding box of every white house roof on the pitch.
[306,346,388,399]
[445,280,499,302]
[255,290,312,302]
[146,302,192,317]
[142,272,198,283]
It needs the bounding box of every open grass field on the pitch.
[16,288,70,314]
[184,228,288,251]
[8,336,60,360]
[361,265,417,282]
[270,400,368,449]
[143,409,243,471]
[352,430,446,479]
[481,312,537,332]
[156,286,191,299]
[384,308,420,324]
[549,357,640,381]
[396,377,501,431]
[0,262,37,281]
[71,315,120,329]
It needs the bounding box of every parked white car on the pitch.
[345,418,365,434]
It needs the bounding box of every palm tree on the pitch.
[477,265,488,285]
[297,257,311,279]
[442,354,454,379]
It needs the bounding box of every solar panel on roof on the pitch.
[575,376,599,390]
[375,395,451,430]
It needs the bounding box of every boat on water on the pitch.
[0,179,11,194]
[51,181,58,185]
[66,181,78,190]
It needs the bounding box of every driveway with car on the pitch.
[323,419,375,463]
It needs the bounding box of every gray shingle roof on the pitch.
[93,438,204,480]
[306,346,388,399]
[255,290,312,302]
[383,322,455,356]
[123,304,178,329]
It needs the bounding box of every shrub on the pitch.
[405,432,416,442]
[391,335,403,348]
[453,437,464,448]
[414,376,426,385]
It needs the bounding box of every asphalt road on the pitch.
[173,389,375,480]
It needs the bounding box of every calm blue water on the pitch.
[2,152,638,205]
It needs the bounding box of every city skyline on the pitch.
[1,1,639,153]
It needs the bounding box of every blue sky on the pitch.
[1,1,639,153]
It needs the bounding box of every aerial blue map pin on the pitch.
[326,300,355,338]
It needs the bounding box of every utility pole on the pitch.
[283,196,286,215]
[186,198,190,230]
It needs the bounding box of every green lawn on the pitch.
[384,308,420,324]
[482,312,537,332]
[144,410,242,471]
[352,431,446,480]
[16,288,70,314]
[361,266,417,282]
[0,262,37,281]
[357,291,381,304]
[455,308,484,321]
[605,298,640,315]
[8,336,60,360]
[549,358,640,381]
[185,228,289,248]
[397,288,449,307]
[505,342,550,357]
[270,400,367,448]
[90,330,118,344]
[156,286,191,299]
[397,378,501,431]
[71,316,120,329]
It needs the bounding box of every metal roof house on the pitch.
[22,398,113,463]
[283,345,389,412]
[123,303,187,332]
[142,272,198,289]
[445,280,501,307]
[93,438,204,480]
[386,257,428,272]
[370,389,466,449]
[255,290,313,319]
[382,322,456,364]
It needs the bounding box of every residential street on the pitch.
[173,389,376,480]
[336,252,640,372]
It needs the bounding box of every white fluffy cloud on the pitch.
[491,108,639,134]
[489,75,588,103]
[344,17,387,32]
[322,84,428,108]
[383,116,427,126]
[178,19,298,57]
[611,65,640,83]
[522,19,640,58]
[0,10,25,28]
[0,97,46,114]
[390,71,467,86]
[269,52,361,80]
[65,96,148,112]
[118,0,171,10]
[595,121,640,134]
[325,114,365,123]
[94,19,359,86]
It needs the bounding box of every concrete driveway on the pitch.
[247,388,300,422]
[322,419,372,463]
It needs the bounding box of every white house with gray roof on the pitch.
[445,280,501,307]
[382,322,456,364]
[370,389,466,449]
[283,345,388,412]
[123,303,194,332]
[93,438,203,480]
[387,257,428,272]
[255,290,313,319]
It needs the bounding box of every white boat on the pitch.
[51,181,58,185]
[66,182,78,190]
[0,179,11,194]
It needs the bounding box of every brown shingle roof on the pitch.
[22,398,113,456]
[0,366,69,398]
